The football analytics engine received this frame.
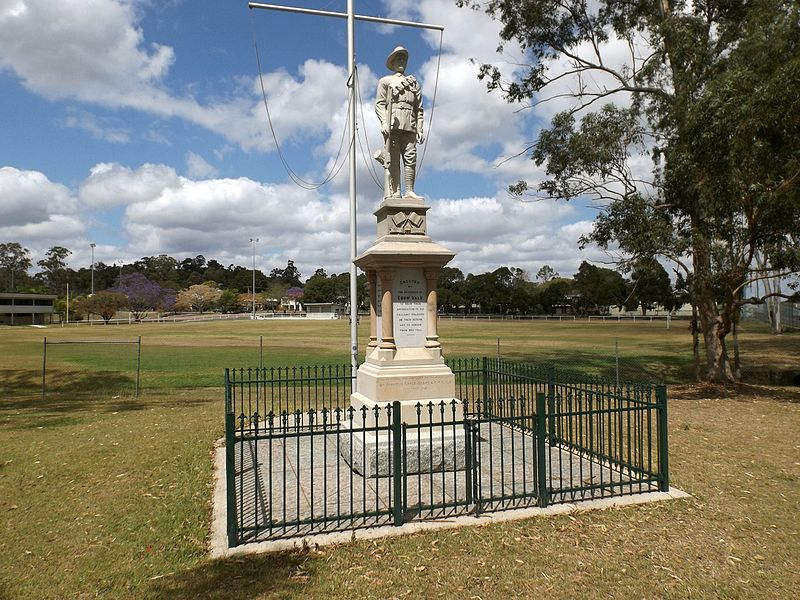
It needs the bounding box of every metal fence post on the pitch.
[547,364,556,446]
[136,336,142,398]
[41,337,47,401]
[482,356,489,405]
[464,415,474,509]
[224,369,239,547]
[656,384,670,492]
[536,392,549,508]
[392,401,403,526]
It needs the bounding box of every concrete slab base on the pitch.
[209,439,690,559]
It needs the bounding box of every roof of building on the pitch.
[0,292,58,300]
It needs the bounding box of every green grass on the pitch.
[0,319,798,598]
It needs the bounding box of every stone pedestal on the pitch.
[339,423,466,478]
[344,194,460,477]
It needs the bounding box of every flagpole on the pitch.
[347,0,359,385]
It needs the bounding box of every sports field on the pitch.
[0,319,797,598]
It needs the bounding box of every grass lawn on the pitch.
[0,319,797,599]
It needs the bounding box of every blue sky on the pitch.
[0,0,610,281]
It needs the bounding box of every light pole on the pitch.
[117,260,123,282]
[250,238,259,319]
[90,243,96,295]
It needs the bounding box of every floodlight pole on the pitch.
[248,2,443,387]
[90,242,96,295]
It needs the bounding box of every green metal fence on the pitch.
[224,358,669,547]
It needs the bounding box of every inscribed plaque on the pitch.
[392,267,426,347]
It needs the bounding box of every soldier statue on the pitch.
[375,46,424,200]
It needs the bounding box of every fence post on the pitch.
[547,365,556,446]
[464,414,474,510]
[136,336,142,398]
[482,356,489,405]
[656,384,669,492]
[392,401,403,526]
[41,337,47,401]
[224,369,239,547]
[536,392,549,508]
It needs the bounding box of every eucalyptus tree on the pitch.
[460,0,800,381]
[36,246,72,294]
[0,242,32,291]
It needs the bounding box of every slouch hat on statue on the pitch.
[386,46,409,70]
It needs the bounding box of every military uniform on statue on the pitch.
[375,46,424,200]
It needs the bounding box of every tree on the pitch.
[175,284,222,313]
[462,0,800,382]
[572,262,627,315]
[271,260,302,287]
[134,255,179,288]
[438,267,466,313]
[86,291,128,324]
[302,272,339,303]
[263,281,288,309]
[110,273,174,321]
[217,289,241,313]
[70,295,90,321]
[0,242,32,291]
[536,265,558,283]
[36,246,72,294]
[629,259,673,315]
[538,277,571,314]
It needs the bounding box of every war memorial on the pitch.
[219,34,677,551]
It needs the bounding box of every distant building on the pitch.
[0,293,58,325]
[304,302,346,320]
[280,287,304,312]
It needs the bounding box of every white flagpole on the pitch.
[347,0,359,385]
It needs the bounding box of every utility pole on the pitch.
[248,2,443,387]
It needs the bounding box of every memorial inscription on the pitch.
[392,268,426,347]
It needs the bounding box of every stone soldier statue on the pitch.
[375,46,424,199]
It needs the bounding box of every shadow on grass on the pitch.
[0,368,218,428]
[469,349,695,384]
[670,382,800,402]
[149,552,310,600]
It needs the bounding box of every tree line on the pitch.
[1,242,686,321]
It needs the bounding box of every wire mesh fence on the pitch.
[41,337,141,401]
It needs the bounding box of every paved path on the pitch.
[231,421,658,543]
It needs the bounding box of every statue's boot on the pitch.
[403,170,422,199]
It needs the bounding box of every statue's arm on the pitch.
[375,79,388,133]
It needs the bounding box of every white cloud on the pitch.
[62,109,131,143]
[78,162,181,208]
[0,1,347,155]
[185,152,218,179]
[0,166,85,248]
[0,0,173,99]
